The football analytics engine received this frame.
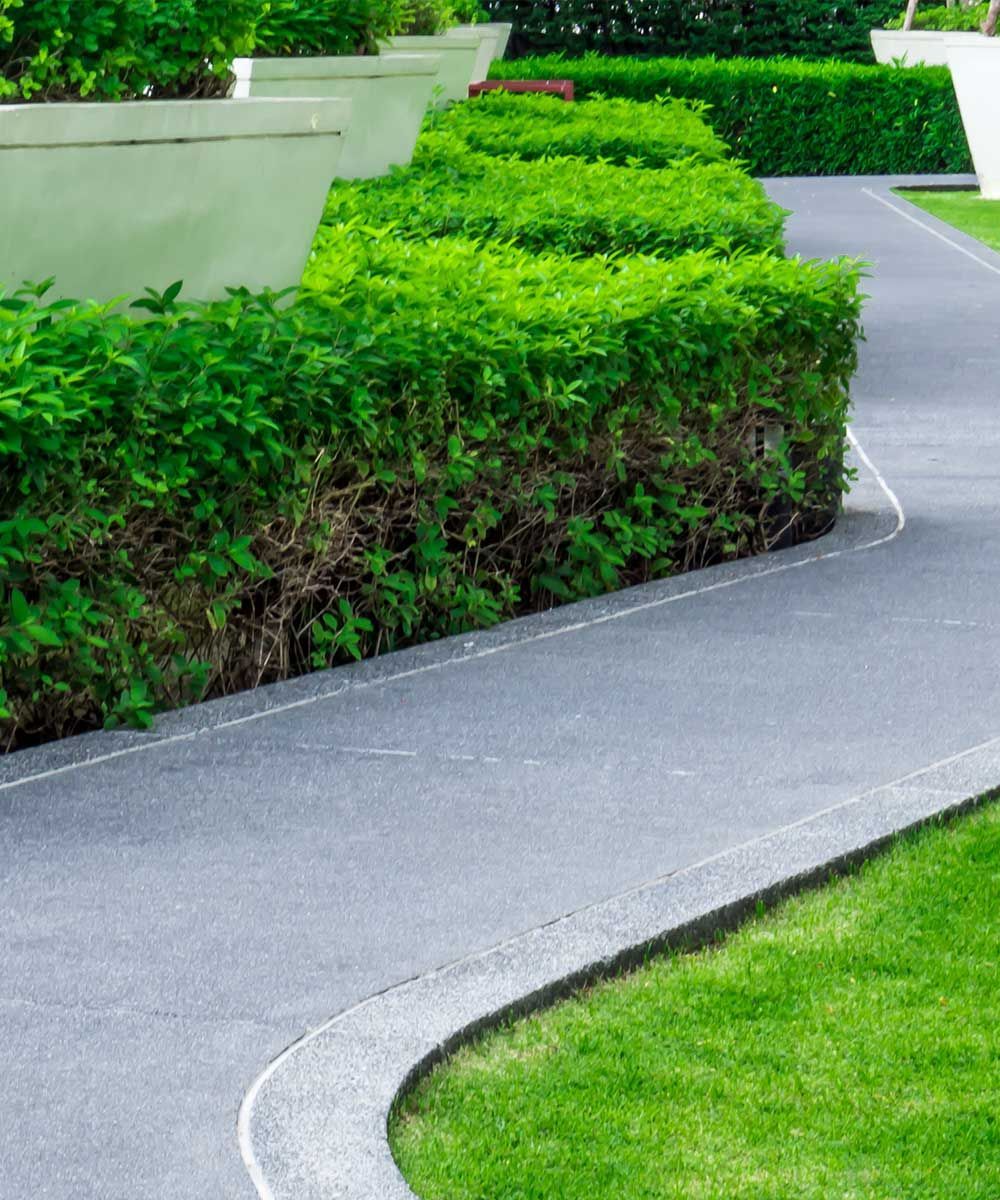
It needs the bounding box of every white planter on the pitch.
[946,35,1000,199]
[232,53,439,179]
[871,28,980,66]
[386,34,485,106]
[0,98,351,305]
[447,21,513,61]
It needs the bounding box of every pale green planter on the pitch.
[447,21,513,60]
[947,35,1000,199]
[870,27,980,66]
[0,98,352,305]
[231,53,439,179]
[385,34,485,107]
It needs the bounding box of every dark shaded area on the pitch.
[482,0,903,62]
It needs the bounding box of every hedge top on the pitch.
[431,90,731,168]
[325,133,786,258]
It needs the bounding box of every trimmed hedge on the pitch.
[325,134,785,257]
[481,0,902,62]
[0,231,860,745]
[432,91,731,167]
[489,55,972,176]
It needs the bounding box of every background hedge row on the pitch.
[481,0,902,62]
[489,56,972,176]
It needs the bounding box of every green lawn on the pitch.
[899,188,1000,254]
[392,802,1000,1200]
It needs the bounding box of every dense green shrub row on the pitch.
[0,0,488,100]
[432,91,730,167]
[481,0,901,62]
[0,231,860,745]
[489,55,972,176]
[325,134,785,257]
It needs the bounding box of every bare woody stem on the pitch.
[985,0,1000,35]
[902,0,921,32]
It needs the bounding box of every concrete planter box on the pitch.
[0,98,351,305]
[871,28,980,65]
[386,33,486,106]
[447,21,513,60]
[947,35,1000,199]
[232,53,439,179]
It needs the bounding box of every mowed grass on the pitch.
[391,802,1000,1200]
[899,188,1000,254]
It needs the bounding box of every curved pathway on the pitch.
[3,176,1000,1198]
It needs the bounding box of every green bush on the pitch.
[325,134,785,257]
[0,229,859,745]
[0,0,259,101]
[252,0,412,56]
[403,0,458,33]
[397,0,489,34]
[490,55,972,176]
[480,0,902,62]
[431,90,730,167]
[453,0,489,20]
[886,2,988,30]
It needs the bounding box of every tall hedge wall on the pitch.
[482,0,903,62]
[489,56,971,177]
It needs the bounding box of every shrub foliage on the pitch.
[0,0,259,101]
[325,134,786,257]
[481,0,903,62]
[252,0,412,57]
[0,231,859,746]
[489,55,972,176]
[431,90,731,168]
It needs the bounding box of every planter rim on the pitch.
[447,21,513,34]
[0,97,352,148]
[945,32,1000,46]
[387,34,481,50]
[872,27,979,39]
[232,53,440,83]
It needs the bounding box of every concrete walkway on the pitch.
[4,176,1000,1199]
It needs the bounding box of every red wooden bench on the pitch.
[468,79,575,101]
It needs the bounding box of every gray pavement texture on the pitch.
[3,174,1000,1199]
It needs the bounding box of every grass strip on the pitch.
[897,189,1000,255]
[393,800,1000,1200]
